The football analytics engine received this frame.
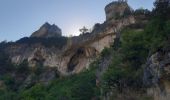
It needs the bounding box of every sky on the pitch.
[0,0,155,42]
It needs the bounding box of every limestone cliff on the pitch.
[5,1,135,77]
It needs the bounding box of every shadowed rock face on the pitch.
[31,22,62,38]
[67,48,85,72]
[67,47,98,72]
[143,48,170,100]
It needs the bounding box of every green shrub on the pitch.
[121,29,148,69]
[16,60,30,75]
[0,88,17,100]
[1,74,15,90]
[19,84,46,100]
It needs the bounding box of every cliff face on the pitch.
[5,1,135,77]
[144,48,170,100]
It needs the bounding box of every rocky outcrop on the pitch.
[31,22,62,38]
[143,49,170,100]
[105,0,133,21]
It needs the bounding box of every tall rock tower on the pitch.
[105,0,132,21]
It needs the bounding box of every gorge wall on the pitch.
[5,1,135,76]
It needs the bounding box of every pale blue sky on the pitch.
[0,0,155,42]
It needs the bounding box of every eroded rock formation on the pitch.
[5,1,135,77]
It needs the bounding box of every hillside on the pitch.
[0,0,170,100]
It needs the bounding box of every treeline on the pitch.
[16,36,68,48]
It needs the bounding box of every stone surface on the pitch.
[143,50,170,100]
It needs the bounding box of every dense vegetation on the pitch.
[0,59,99,100]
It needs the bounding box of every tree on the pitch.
[16,60,30,74]
[134,8,151,16]
[79,26,88,34]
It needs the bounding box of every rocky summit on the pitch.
[31,22,62,38]
[105,0,132,21]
